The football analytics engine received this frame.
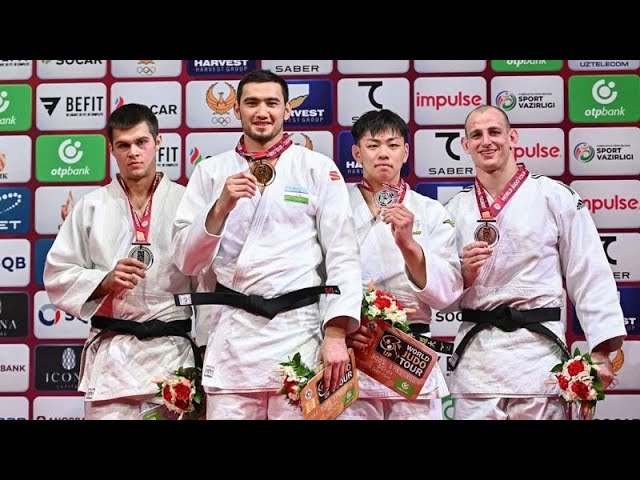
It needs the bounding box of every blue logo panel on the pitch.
[571,286,639,335]
[285,80,332,127]
[35,239,54,287]
[0,187,30,235]
[187,60,257,76]
[337,131,410,180]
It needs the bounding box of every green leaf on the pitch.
[573,347,581,357]
[597,392,605,401]
[593,377,603,391]
[550,364,563,372]
[583,353,592,363]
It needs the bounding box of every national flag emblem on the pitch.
[329,170,341,181]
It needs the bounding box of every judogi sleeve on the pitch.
[556,189,627,351]
[314,162,362,334]
[172,162,224,276]
[43,197,108,320]
[408,202,463,310]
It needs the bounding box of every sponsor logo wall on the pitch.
[0,59,638,419]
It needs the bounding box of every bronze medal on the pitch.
[128,243,154,269]
[374,189,396,208]
[252,161,275,186]
[474,221,499,248]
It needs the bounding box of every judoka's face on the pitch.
[462,107,518,174]
[234,82,292,150]
[110,122,161,181]
[352,129,408,184]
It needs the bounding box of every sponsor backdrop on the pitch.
[0,59,638,420]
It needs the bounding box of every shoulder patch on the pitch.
[329,170,341,181]
[576,199,586,210]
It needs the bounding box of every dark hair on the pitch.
[351,109,409,144]
[237,69,289,103]
[463,105,511,137]
[107,103,159,143]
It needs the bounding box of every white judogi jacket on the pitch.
[348,184,462,399]
[44,175,207,402]
[172,144,362,392]
[444,174,627,397]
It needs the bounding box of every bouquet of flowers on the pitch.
[361,280,412,334]
[155,366,205,420]
[551,348,605,420]
[276,352,317,409]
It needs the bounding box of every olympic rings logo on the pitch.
[211,116,232,126]
[136,66,157,76]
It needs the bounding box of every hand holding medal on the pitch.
[250,160,275,186]
[235,133,293,187]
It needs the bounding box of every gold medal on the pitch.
[128,243,154,269]
[474,221,499,248]
[252,161,275,186]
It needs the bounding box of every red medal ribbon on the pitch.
[235,133,293,161]
[117,173,162,243]
[360,178,408,204]
[474,164,528,219]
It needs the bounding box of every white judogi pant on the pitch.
[454,397,568,420]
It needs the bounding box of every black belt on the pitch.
[87,316,202,370]
[408,323,455,355]
[448,306,569,370]
[174,283,341,320]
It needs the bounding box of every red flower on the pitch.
[571,381,590,400]
[374,295,391,309]
[567,359,585,376]
[558,375,569,391]
[283,378,298,395]
[174,382,192,401]
[162,385,173,402]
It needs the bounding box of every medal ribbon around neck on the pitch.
[235,134,293,186]
[117,172,162,243]
[360,178,408,207]
[474,164,529,220]
[235,133,293,162]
